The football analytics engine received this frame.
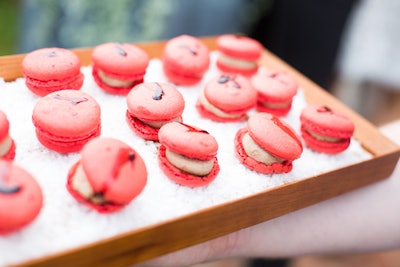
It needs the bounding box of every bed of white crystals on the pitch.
[0,52,372,266]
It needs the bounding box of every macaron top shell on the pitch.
[217,34,262,60]
[126,82,185,121]
[92,42,149,78]
[22,47,81,81]
[80,138,147,204]
[0,160,43,234]
[158,122,218,160]
[0,111,10,141]
[204,74,257,113]
[251,69,298,102]
[32,90,101,138]
[162,35,210,74]
[300,105,355,138]
[247,112,302,160]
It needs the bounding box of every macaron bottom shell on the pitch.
[25,73,84,97]
[163,65,203,86]
[35,126,101,153]
[301,127,351,154]
[234,128,293,174]
[158,145,220,187]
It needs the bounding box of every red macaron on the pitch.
[300,105,355,154]
[22,47,84,96]
[0,160,43,235]
[126,82,185,141]
[162,35,210,86]
[216,34,262,76]
[67,137,147,213]
[235,112,303,174]
[251,68,298,116]
[196,74,257,122]
[92,42,150,95]
[158,122,219,187]
[0,111,16,160]
[32,89,101,153]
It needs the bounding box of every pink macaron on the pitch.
[235,112,303,174]
[32,89,101,153]
[196,74,257,122]
[216,34,262,76]
[300,105,355,154]
[0,160,43,235]
[67,137,147,213]
[92,42,150,95]
[162,35,210,86]
[0,111,16,160]
[251,68,298,116]
[158,122,219,187]
[22,47,84,96]
[126,82,185,141]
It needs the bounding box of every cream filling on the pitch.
[306,129,342,142]
[242,133,283,165]
[198,90,242,119]
[166,149,214,176]
[71,164,108,204]
[142,117,181,129]
[218,53,257,70]
[0,135,12,157]
[97,69,135,88]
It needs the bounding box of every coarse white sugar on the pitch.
[0,52,371,266]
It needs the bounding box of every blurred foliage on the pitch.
[0,0,19,56]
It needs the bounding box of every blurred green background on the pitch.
[0,1,19,56]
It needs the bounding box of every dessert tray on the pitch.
[0,36,399,267]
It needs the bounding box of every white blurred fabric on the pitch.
[337,0,400,88]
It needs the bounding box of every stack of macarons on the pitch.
[158,122,219,187]
[162,35,210,86]
[8,33,360,231]
[22,47,84,96]
[92,42,150,95]
[216,34,262,76]
[32,89,101,153]
[251,68,298,116]
[300,105,355,154]
[234,112,303,174]
[196,74,257,122]
[126,82,185,141]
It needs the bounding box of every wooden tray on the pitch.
[1,37,399,267]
